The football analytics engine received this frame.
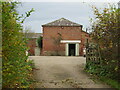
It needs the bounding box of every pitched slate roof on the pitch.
[42,18,82,27]
[24,33,43,38]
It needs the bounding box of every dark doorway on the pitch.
[69,44,76,56]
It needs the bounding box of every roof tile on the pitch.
[42,18,82,27]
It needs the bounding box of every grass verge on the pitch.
[99,77,120,90]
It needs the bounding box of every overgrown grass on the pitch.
[85,61,120,89]
[99,77,120,90]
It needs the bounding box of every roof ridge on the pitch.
[46,18,62,25]
[42,18,82,27]
[65,18,81,25]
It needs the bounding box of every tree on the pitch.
[2,2,34,88]
[91,5,119,59]
[90,4,120,81]
[37,36,43,49]
[23,27,35,39]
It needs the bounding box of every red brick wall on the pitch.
[27,38,36,56]
[80,31,90,55]
[42,26,89,56]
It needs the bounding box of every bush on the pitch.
[86,5,120,85]
[37,36,43,49]
[85,59,118,80]
[2,2,34,88]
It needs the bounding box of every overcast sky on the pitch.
[16,0,120,2]
[16,1,119,33]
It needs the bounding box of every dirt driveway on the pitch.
[29,56,110,88]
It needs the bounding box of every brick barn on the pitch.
[42,18,90,56]
[26,33,42,56]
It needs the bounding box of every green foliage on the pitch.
[85,43,118,78]
[86,60,118,78]
[37,36,43,49]
[99,77,120,89]
[85,60,119,89]
[2,2,34,88]
[21,8,34,23]
[86,4,120,88]
[91,5,119,61]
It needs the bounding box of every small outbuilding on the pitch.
[26,33,42,56]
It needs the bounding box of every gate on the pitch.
[85,42,102,65]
